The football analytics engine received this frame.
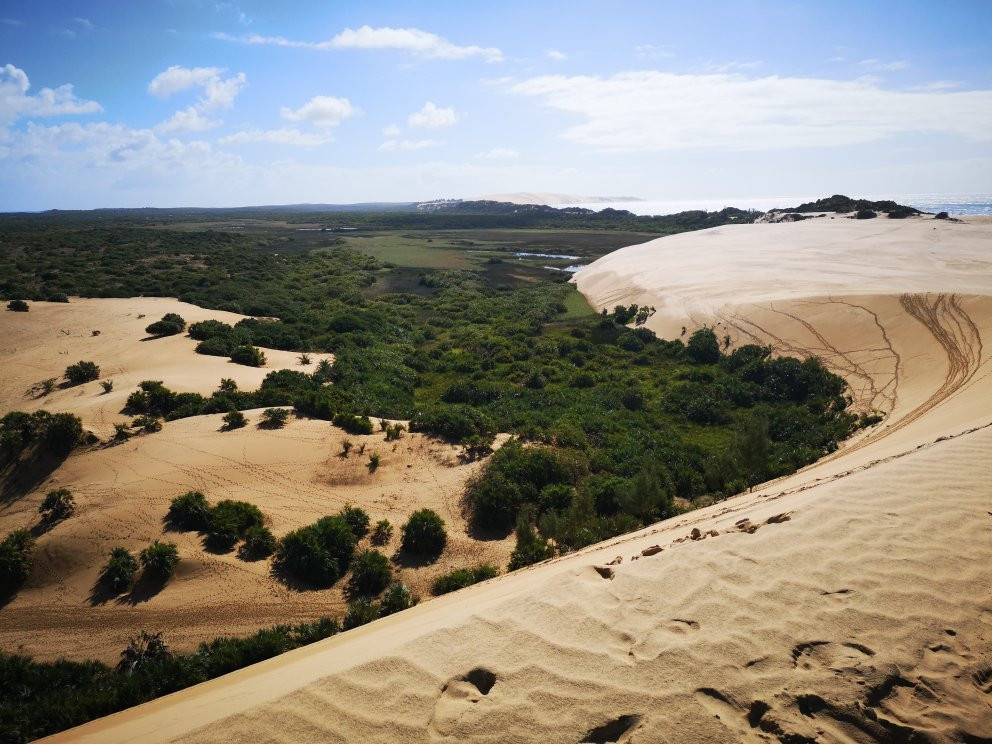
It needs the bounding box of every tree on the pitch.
[64,361,100,384]
[508,506,553,570]
[621,462,674,523]
[218,378,237,393]
[100,547,138,594]
[349,549,393,596]
[41,412,83,456]
[139,541,179,580]
[734,416,770,490]
[400,509,446,560]
[39,488,75,521]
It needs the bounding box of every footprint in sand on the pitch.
[791,640,875,672]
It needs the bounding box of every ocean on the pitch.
[556,194,992,217]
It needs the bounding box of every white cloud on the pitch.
[0,64,102,128]
[154,106,221,133]
[547,49,567,61]
[280,96,358,127]
[214,26,503,62]
[702,60,762,73]
[476,147,520,159]
[859,59,910,71]
[382,123,401,136]
[407,101,457,128]
[148,65,246,111]
[635,44,675,60]
[1,18,25,26]
[508,70,992,150]
[378,138,441,151]
[220,128,333,146]
[74,17,94,30]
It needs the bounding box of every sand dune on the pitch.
[41,217,992,742]
[0,297,333,438]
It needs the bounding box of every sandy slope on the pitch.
[42,217,992,742]
[0,297,333,438]
[0,298,512,662]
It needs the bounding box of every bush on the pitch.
[195,337,232,356]
[167,491,210,530]
[368,452,380,472]
[508,507,554,570]
[432,564,500,595]
[276,515,356,587]
[400,509,446,560]
[343,598,379,630]
[206,500,264,550]
[0,530,35,595]
[339,505,370,539]
[144,320,183,337]
[686,328,720,364]
[370,519,393,545]
[39,488,75,521]
[240,526,276,559]
[409,405,496,443]
[188,319,232,341]
[349,549,393,596]
[333,413,374,435]
[222,410,246,430]
[100,380,114,394]
[41,412,83,455]
[133,415,162,432]
[378,582,418,616]
[260,408,290,428]
[7,299,28,311]
[64,360,100,384]
[139,541,179,580]
[230,345,266,367]
[100,547,138,594]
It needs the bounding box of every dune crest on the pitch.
[44,217,992,742]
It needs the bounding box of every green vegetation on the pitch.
[64,360,99,385]
[0,530,35,597]
[275,511,358,587]
[39,488,75,521]
[260,408,290,428]
[339,505,370,539]
[206,500,264,551]
[400,509,447,561]
[144,313,186,337]
[432,564,500,595]
[0,617,342,742]
[99,548,138,594]
[6,299,28,312]
[348,549,393,596]
[1,410,83,461]
[166,491,210,530]
[222,410,246,430]
[370,519,393,545]
[240,526,276,560]
[139,541,179,581]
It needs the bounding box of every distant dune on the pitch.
[51,214,992,743]
[475,192,643,205]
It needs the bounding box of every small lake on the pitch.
[513,251,580,260]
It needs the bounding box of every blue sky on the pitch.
[1,0,990,209]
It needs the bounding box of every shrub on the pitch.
[0,530,35,595]
[41,412,83,455]
[64,360,100,384]
[343,598,379,630]
[222,410,246,430]
[100,380,114,394]
[7,299,28,312]
[40,378,57,396]
[400,509,446,560]
[207,500,264,550]
[188,319,232,341]
[240,526,276,559]
[339,505,370,539]
[341,439,353,456]
[230,345,266,367]
[686,328,720,364]
[117,631,171,673]
[276,515,356,587]
[409,405,496,443]
[144,319,183,337]
[378,582,418,616]
[132,415,162,432]
[195,337,232,356]
[432,564,500,595]
[39,488,75,521]
[298,353,311,365]
[100,547,138,594]
[260,408,290,428]
[139,541,179,580]
[508,507,554,570]
[333,413,374,435]
[219,378,238,393]
[349,549,393,596]
[384,423,404,441]
[368,452,380,472]
[167,491,210,530]
[113,422,131,440]
[370,519,393,545]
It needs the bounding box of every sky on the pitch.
[1,0,991,210]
